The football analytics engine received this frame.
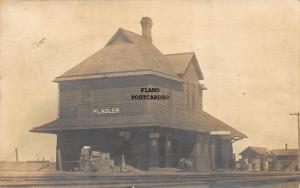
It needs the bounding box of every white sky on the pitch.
[0,0,299,161]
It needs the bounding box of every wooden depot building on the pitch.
[31,17,247,171]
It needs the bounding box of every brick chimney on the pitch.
[140,17,153,43]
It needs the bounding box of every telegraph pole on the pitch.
[290,112,300,170]
[15,148,19,168]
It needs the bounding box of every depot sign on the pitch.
[93,107,120,115]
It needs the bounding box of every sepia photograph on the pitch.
[0,0,299,187]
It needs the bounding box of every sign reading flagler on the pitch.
[93,107,120,115]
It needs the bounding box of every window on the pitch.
[191,83,196,108]
[185,82,197,109]
[199,89,203,108]
[185,82,190,108]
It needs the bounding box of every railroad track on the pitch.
[0,172,299,187]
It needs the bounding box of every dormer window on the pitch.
[185,81,190,108]
[185,81,197,109]
[191,83,196,108]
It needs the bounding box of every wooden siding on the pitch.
[172,89,185,107]
[58,74,204,127]
[59,76,150,91]
[59,89,149,119]
[78,104,92,118]
[148,75,204,123]
[60,105,79,119]
[93,87,142,104]
[59,76,152,119]
[60,90,81,106]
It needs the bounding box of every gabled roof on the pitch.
[271,149,299,156]
[165,52,204,80]
[55,28,181,82]
[239,146,270,155]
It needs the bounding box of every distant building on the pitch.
[239,146,299,172]
[31,17,246,171]
[239,146,270,171]
[271,149,298,171]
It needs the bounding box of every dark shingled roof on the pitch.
[271,149,299,156]
[31,115,158,133]
[55,28,181,82]
[165,52,204,80]
[31,115,208,134]
[239,146,271,155]
[196,111,247,139]
[31,111,246,139]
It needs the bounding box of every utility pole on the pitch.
[290,112,300,170]
[15,148,19,168]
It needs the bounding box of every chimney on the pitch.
[140,17,153,43]
[285,144,288,150]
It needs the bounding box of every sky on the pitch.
[0,0,299,161]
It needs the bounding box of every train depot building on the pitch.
[31,17,246,172]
